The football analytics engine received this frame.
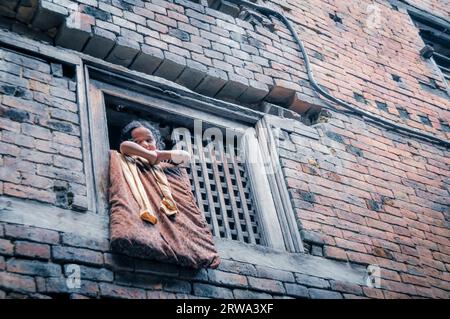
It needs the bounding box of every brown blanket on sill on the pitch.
[108,150,220,269]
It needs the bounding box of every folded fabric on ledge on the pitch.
[108,150,220,269]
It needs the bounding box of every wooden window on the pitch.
[405,5,450,93]
[172,128,263,245]
[104,102,264,245]
[411,14,450,84]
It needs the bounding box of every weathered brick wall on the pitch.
[0,222,372,299]
[278,112,449,298]
[0,47,89,211]
[1,0,449,136]
[0,0,449,299]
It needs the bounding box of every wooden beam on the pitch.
[87,80,111,216]
[242,128,286,251]
[0,196,108,240]
[78,64,96,213]
[90,80,251,134]
[257,115,306,253]
[85,63,264,126]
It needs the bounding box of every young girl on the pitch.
[119,120,190,166]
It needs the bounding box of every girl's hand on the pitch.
[170,150,191,165]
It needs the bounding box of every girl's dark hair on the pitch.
[120,120,165,149]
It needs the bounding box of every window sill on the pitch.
[215,237,367,286]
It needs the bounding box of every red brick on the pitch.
[0,238,14,256]
[0,117,21,133]
[52,131,81,147]
[363,287,384,299]
[216,260,257,277]
[2,96,46,116]
[193,283,233,298]
[247,277,285,294]
[382,280,417,296]
[432,251,450,264]
[383,291,411,299]
[207,269,248,288]
[330,281,363,295]
[323,246,347,261]
[392,226,411,237]
[78,280,100,297]
[346,251,377,265]
[0,271,36,293]
[21,123,52,140]
[341,230,372,245]
[4,224,59,244]
[52,246,103,266]
[4,183,56,204]
[343,294,368,299]
[15,241,51,259]
[99,283,146,299]
[420,256,446,271]
[371,246,395,259]
[6,259,61,277]
[413,286,435,298]
[335,209,366,226]
[378,213,407,227]
[147,290,177,299]
[335,238,367,253]
[43,277,99,297]
[431,287,449,299]
[379,268,401,282]
[366,218,394,233]
[0,141,20,157]
[400,273,430,288]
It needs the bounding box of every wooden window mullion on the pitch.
[194,133,221,237]
[227,142,257,244]
[217,141,246,242]
[173,131,206,216]
[205,138,232,239]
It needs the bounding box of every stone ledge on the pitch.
[215,238,367,286]
[0,196,108,240]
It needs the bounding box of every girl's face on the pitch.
[131,126,157,151]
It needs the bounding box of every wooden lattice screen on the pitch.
[173,129,264,246]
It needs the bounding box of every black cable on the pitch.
[228,0,450,148]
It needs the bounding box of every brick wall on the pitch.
[0,221,376,299]
[1,0,449,136]
[0,47,89,211]
[0,0,449,299]
[278,112,449,298]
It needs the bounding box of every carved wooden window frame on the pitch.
[85,64,304,252]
